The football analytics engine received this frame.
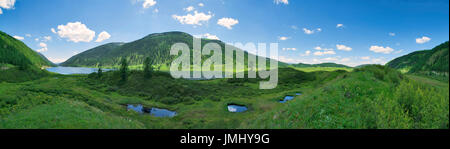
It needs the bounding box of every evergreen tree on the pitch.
[144,57,153,78]
[120,58,128,83]
[97,64,103,78]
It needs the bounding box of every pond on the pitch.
[227,104,248,113]
[279,96,295,103]
[46,67,112,75]
[127,104,177,117]
[279,93,302,103]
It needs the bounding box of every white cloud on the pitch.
[336,44,352,51]
[95,31,111,42]
[55,22,96,43]
[184,6,194,12]
[43,36,52,42]
[300,50,311,56]
[51,28,56,33]
[172,11,212,26]
[314,46,333,51]
[13,35,24,40]
[314,46,322,50]
[37,42,48,52]
[303,28,314,34]
[314,50,336,56]
[142,0,156,9]
[336,24,344,28]
[282,48,297,51]
[25,34,31,37]
[274,0,289,5]
[217,17,239,29]
[416,36,431,44]
[389,32,396,36]
[370,46,394,54]
[317,28,322,32]
[278,36,289,41]
[360,56,370,60]
[0,0,15,14]
[198,3,204,7]
[197,33,220,40]
[153,8,159,13]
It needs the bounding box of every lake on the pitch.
[46,67,112,75]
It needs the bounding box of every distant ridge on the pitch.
[61,31,286,68]
[386,41,449,74]
[291,62,351,68]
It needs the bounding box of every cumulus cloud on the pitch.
[274,0,289,5]
[51,28,56,33]
[198,3,204,7]
[0,0,15,14]
[301,50,311,56]
[314,50,336,56]
[55,22,96,43]
[197,33,220,40]
[314,46,322,50]
[278,36,289,41]
[95,31,111,42]
[370,45,394,54]
[142,0,156,9]
[184,6,194,12]
[314,46,333,51]
[336,44,352,51]
[336,24,344,28]
[37,42,48,52]
[282,48,297,51]
[217,17,239,29]
[172,11,212,26]
[43,36,52,42]
[416,36,431,44]
[13,35,24,40]
[303,28,315,34]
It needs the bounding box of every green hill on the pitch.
[0,31,55,69]
[386,41,449,75]
[61,31,284,68]
[292,62,351,68]
[0,31,55,82]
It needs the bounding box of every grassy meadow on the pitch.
[0,65,448,129]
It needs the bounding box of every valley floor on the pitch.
[0,66,448,129]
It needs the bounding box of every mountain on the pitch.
[292,62,351,68]
[0,31,55,69]
[62,31,285,68]
[386,41,449,74]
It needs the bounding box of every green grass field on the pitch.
[0,66,448,129]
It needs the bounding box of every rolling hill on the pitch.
[291,62,351,68]
[61,31,285,68]
[0,31,55,69]
[386,41,449,74]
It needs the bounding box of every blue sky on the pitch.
[0,0,448,66]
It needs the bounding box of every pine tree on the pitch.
[120,58,128,83]
[144,57,153,78]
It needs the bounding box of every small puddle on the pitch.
[279,93,302,103]
[127,104,176,117]
[279,96,294,103]
[227,104,248,113]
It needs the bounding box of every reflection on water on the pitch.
[46,67,112,75]
[227,104,248,112]
[127,104,176,117]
